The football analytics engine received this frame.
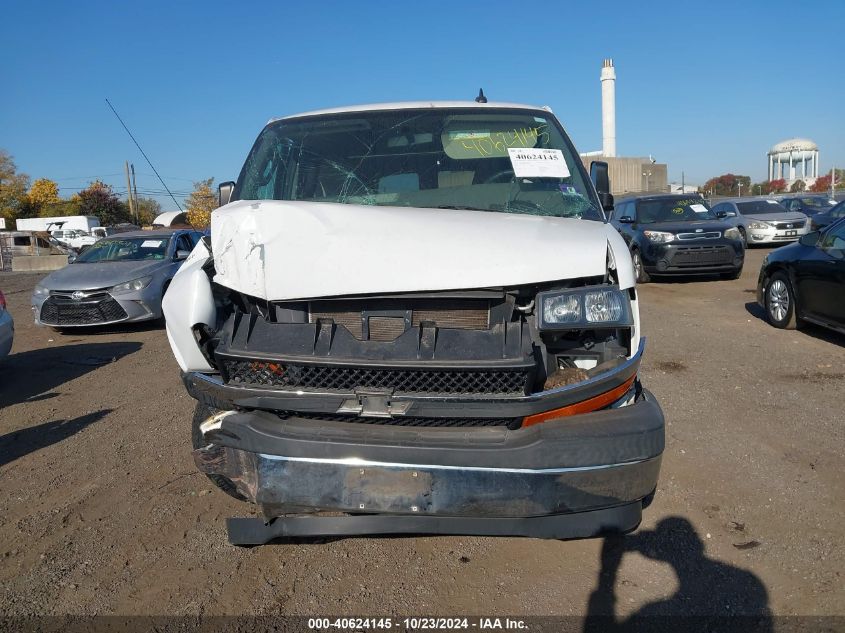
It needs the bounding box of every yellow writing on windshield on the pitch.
[458,126,550,157]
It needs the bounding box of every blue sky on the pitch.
[1,0,843,208]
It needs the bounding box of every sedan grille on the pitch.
[40,292,128,326]
[278,411,522,429]
[774,221,805,230]
[222,359,531,395]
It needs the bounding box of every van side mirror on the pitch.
[618,216,634,224]
[590,161,613,211]
[799,231,820,247]
[175,249,191,261]
[218,181,236,207]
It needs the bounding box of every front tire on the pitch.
[192,402,248,501]
[632,249,651,283]
[764,272,798,329]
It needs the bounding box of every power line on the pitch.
[104,98,183,211]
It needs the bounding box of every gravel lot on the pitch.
[0,246,843,619]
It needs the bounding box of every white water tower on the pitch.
[768,138,819,184]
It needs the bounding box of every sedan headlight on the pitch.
[643,230,675,243]
[747,221,771,230]
[724,227,742,241]
[33,284,50,297]
[111,276,153,295]
[539,286,633,330]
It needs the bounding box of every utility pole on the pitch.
[832,166,836,199]
[681,171,685,193]
[737,180,743,197]
[130,163,139,224]
[124,161,136,223]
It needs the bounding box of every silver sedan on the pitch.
[31,229,202,330]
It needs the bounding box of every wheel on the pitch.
[764,272,798,329]
[632,249,651,283]
[738,227,747,248]
[720,268,742,280]
[192,402,248,501]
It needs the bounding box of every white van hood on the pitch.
[211,200,620,301]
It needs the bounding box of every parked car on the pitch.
[710,198,809,247]
[610,194,744,282]
[163,100,665,543]
[777,194,837,216]
[31,229,202,330]
[807,199,845,232]
[757,218,845,333]
[0,290,13,360]
[50,228,98,250]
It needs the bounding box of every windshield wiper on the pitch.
[435,204,493,212]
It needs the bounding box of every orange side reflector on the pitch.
[521,375,637,428]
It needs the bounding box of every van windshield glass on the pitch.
[235,108,604,221]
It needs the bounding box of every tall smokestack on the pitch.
[601,58,617,157]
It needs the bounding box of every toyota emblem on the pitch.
[71,291,85,301]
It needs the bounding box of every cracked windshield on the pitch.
[235,108,604,221]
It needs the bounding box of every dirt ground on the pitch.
[0,246,843,620]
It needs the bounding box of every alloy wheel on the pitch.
[767,279,789,322]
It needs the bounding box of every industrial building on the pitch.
[579,59,668,197]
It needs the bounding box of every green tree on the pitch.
[185,177,216,228]
[0,149,31,228]
[790,179,806,193]
[135,196,161,226]
[77,181,131,226]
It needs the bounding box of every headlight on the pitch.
[643,230,675,243]
[111,276,153,295]
[33,284,50,297]
[724,227,742,241]
[747,221,771,230]
[539,286,633,330]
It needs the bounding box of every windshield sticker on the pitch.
[141,240,164,248]
[444,126,550,159]
[507,148,570,178]
[690,204,709,214]
[560,185,578,194]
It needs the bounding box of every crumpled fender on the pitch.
[163,239,216,372]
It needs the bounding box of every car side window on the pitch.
[176,234,192,254]
[820,221,845,254]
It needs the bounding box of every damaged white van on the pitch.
[164,101,664,544]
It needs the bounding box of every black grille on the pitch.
[278,411,522,429]
[40,293,128,326]
[774,221,805,230]
[668,246,733,267]
[222,359,530,395]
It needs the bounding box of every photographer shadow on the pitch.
[584,517,772,632]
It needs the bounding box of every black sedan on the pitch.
[779,194,837,216]
[757,218,845,333]
[808,199,845,232]
[610,194,745,283]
